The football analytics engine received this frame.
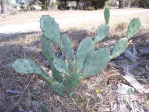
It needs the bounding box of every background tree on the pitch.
[138,0,149,8]
[81,0,108,9]
[57,0,67,9]
[39,0,51,10]
[1,0,7,14]
[119,0,124,8]
[130,0,149,8]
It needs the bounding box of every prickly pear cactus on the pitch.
[67,59,76,74]
[51,82,66,96]
[104,7,110,24]
[50,64,63,83]
[77,37,94,71]
[111,38,128,59]
[83,48,110,77]
[40,15,61,46]
[126,18,141,39]
[65,73,80,90]
[12,59,42,74]
[12,59,52,85]
[61,34,74,60]
[53,58,69,75]
[12,8,141,97]
[41,35,55,63]
[94,24,109,43]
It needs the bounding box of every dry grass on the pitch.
[0,28,149,111]
[0,9,149,111]
[0,30,120,111]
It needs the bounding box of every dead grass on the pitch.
[0,30,116,111]
[0,28,149,111]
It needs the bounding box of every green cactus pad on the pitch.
[41,36,55,64]
[12,59,42,74]
[77,37,94,71]
[66,59,76,74]
[61,34,74,60]
[51,82,66,96]
[41,30,63,83]
[126,18,141,39]
[111,38,128,59]
[65,73,80,90]
[53,58,69,75]
[104,7,110,24]
[83,48,110,77]
[51,64,63,83]
[40,15,60,45]
[39,68,53,85]
[94,24,109,43]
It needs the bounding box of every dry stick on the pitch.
[131,32,149,39]
[9,75,35,112]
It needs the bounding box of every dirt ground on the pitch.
[0,8,149,112]
[0,8,149,34]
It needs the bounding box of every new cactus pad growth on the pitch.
[104,7,110,24]
[12,8,141,96]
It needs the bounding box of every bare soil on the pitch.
[0,8,149,34]
[0,8,149,112]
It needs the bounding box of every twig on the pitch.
[6,90,22,94]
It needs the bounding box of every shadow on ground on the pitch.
[0,30,94,111]
[0,29,148,111]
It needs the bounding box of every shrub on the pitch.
[86,6,95,10]
[138,0,149,8]
[131,0,149,8]
[91,0,108,9]
[81,0,108,9]
[12,8,141,96]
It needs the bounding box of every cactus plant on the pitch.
[41,35,63,83]
[111,38,128,59]
[12,59,42,74]
[77,37,94,72]
[51,82,66,96]
[83,48,110,77]
[65,73,80,90]
[12,59,52,85]
[40,15,61,46]
[61,34,74,60]
[94,24,109,43]
[126,18,141,39]
[53,58,69,75]
[41,35,55,63]
[104,7,110,24]
[12,8,141,96]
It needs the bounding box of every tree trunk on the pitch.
[64,0,67,6]
[119,0,124,8]
[1,0,7,14]
[46,0,50,10]
[128,0,131,7]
